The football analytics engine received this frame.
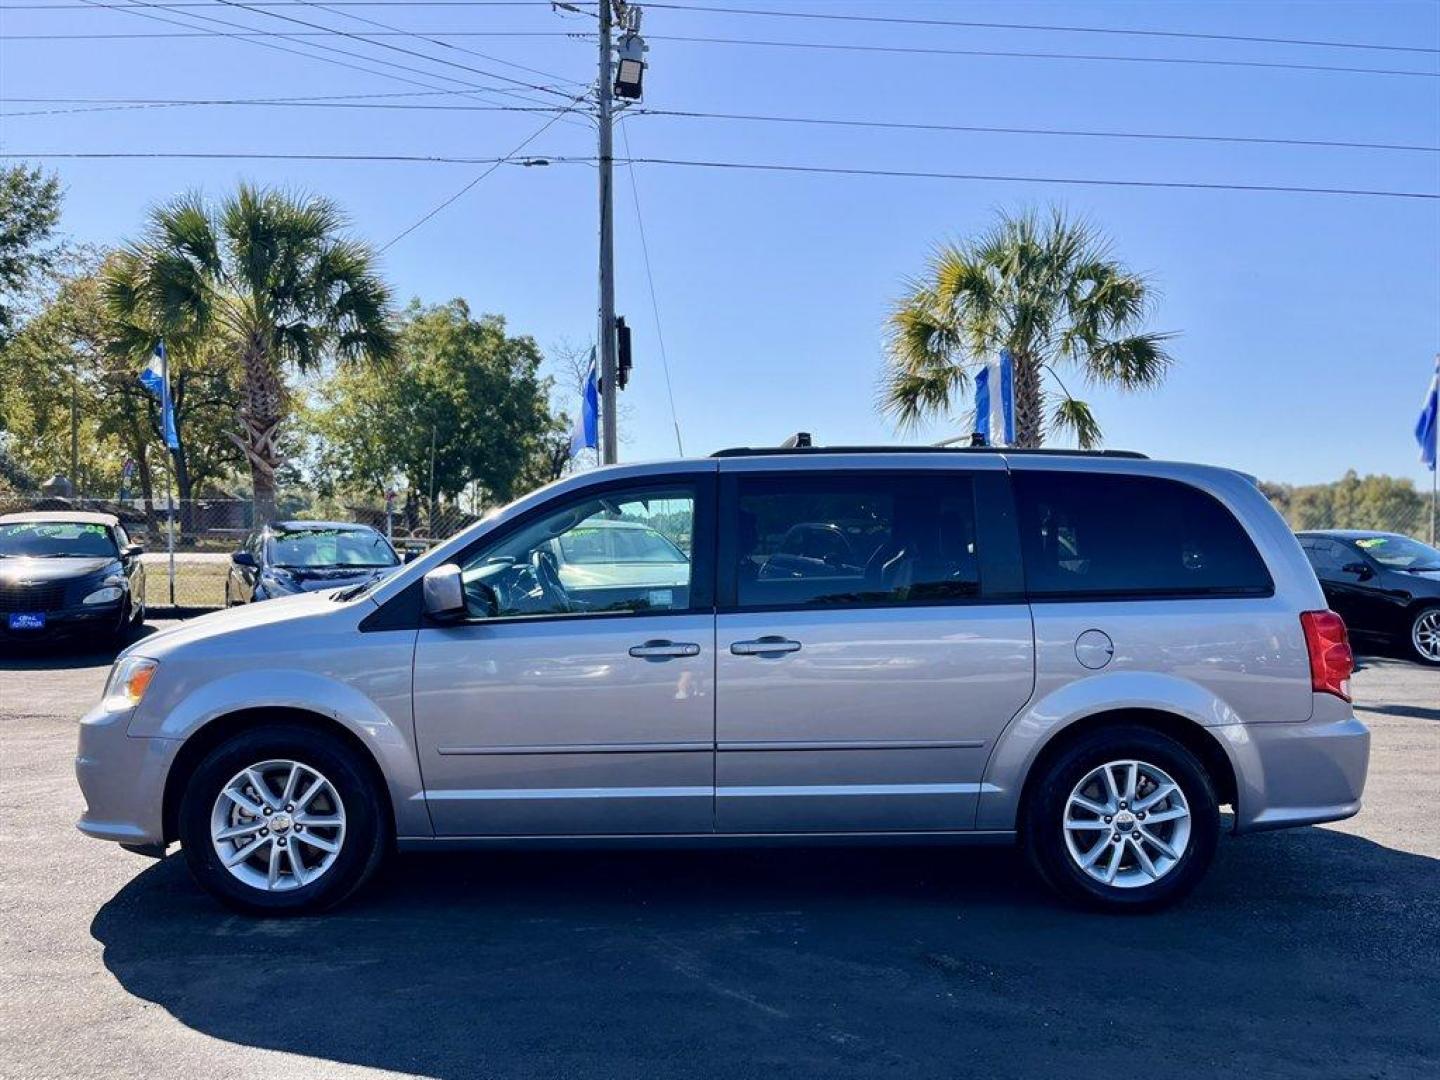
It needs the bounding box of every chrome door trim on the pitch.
[718,782,999,798]
[424,785,714,801]
[436,742,711,756]
[720,739,986,752]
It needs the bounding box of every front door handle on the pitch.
[628,640,701,659]
[730,637,803,656]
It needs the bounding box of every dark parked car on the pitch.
[0,511,145,643]
[226,521,401,605]
[1297,530,1440,665]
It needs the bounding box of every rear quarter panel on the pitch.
[977,458,1328,831]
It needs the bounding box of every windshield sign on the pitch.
[1352,535,1440,570]
[0,522,116,559]
[268,528,398,569]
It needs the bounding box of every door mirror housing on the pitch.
[120,543,144,559]
[1341,561,1373,581]
[422,564,468,621]
[231,550,257,568]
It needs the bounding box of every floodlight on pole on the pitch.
[614,10,647,101]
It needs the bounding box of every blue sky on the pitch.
[2,0,1437,488]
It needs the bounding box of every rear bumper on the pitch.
[1216,696,1371,834]
[74,702,179,848]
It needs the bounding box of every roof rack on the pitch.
[710,445,1149,459]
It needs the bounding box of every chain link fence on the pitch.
[1266,494,1436,545]
[0,494,482,609]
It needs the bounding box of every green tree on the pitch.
[0,255,243,522]
[312,299,555,522]
[882,207,1175,447]
[104,184,395,521]
[1266,471,1428,537]
[0,165,63,343]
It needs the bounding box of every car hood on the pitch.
[282,565,399,590]
[0,555,116,582]
[124,589,373,660]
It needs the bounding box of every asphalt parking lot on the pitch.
[1,622,1436,1080]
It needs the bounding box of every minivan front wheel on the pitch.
[1025,726,1219,912]
[179,725,388,915]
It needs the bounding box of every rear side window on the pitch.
[731,473,980,609]
[1013,472,1273,599]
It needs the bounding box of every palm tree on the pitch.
[882,207,1174,448]
[105,184,395,521]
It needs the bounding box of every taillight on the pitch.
[1300,610,1353,702]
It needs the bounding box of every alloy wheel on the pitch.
[1412,609,1440,662]
[210,759,347,892]
[1063,759,1192,888]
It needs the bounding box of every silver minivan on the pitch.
[75,448,1371,914]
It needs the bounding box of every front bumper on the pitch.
[75,701,180,848]
[1216,695,1371,834]
[1,600,124,641]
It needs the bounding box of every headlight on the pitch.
[83,585,124,605]
[102,656,158,710]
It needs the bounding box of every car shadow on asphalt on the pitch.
[91,830,1438,1080]
[0,621,160,670]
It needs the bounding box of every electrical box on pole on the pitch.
[616,316,632,391]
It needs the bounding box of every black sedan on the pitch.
[0,511,146,643]
[1297,530,1440,665]
[226,521,401,605]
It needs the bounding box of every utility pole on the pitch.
[596,0,619,465]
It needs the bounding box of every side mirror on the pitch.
[1341,561,1373,580]
[422,564,467,621]
[121,543,144,559]
[231,550,257,568]
[402,547,423,564]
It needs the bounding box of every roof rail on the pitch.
[709,445,1149,459]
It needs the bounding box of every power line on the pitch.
[633,108,1440,155]
[618,155,1440,200]
[207,0,583,98]
[73,0,582,112]
[9,148,1432,200]
[640,3,1440,57]
[2,29,587,38]
[9,93,1433,156]
[2,97,568,117]
[618,122,683,456]
[7,1,585,7]
[381,89,591,250]
[291,0,587,88]
[2,150,589,163]
[646,34,1440,80]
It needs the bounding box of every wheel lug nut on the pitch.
[1112,833,1121,843]
[295,825,304,832]
[259,828,268,836]
[263,808,272,816]
[1104,816,1112,824]
[277,838,287,847]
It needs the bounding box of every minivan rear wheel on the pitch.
[178,725,388,915]
[1024,725,1219,912]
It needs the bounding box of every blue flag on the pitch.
[138,340,179,451]
[569,348,599,457]
[972,349,1016,447]
[1417,356,1439,471]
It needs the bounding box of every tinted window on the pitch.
[268,528,398,569]
[732,473,979,609]
[1013,472,1272,599]
[1302,539,1349,574]
[1352,534,1440,570]
[461,486,695,618]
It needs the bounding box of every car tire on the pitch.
[1024,725,1219,913]
[178,724,389,916]
[1408,605,1440,666]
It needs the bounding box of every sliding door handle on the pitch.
[628,640,701,659]
[730,637,802,656]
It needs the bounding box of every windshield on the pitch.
[0,522,117,559]
[1352,535,1440,570]
[267,528,399,569]
[556,524,688,565]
